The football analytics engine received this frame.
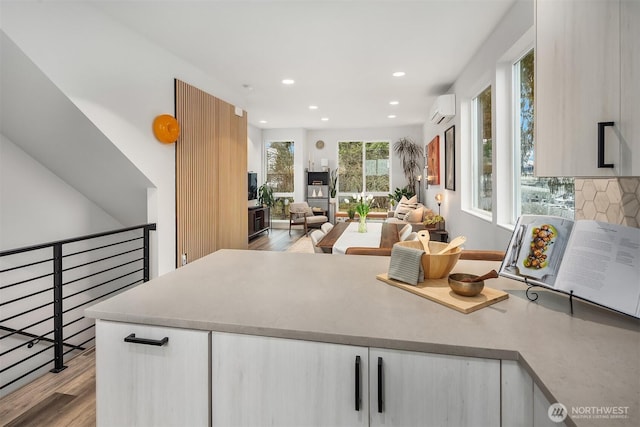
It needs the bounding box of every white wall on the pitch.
[0,135,123,250]
[422,0,533,251]
[247,124,263,181]
[1,136,148,396]
[0,1,246,274]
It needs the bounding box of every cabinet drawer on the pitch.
[96,320,210,427]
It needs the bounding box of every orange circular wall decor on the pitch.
[153,114,180,143]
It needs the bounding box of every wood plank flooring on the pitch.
[248,227,306,251]
[0,349,96,427]
[0,229,302,427]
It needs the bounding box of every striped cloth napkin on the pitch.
[388,244,425,285]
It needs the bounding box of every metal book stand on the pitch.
[523,277,574,315]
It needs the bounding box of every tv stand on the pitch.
[248,206,270,240]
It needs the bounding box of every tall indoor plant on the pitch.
[393,137,423,193]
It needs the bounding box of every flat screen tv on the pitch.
[248,172,258,201]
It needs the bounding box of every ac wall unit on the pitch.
[429,94,456,124]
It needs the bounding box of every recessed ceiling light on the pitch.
[389,101,399,105]
[392,71,405,77]
[388,115,396,119]
[309,105,318,110]
[259,120,267,124]
[321,117,329,121]
[282,79,295,85]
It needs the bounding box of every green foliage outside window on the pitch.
[265,141,294,193]
[338,141,390,213]
[516,50,574,219]
[474,86,493,212]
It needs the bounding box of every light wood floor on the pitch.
[0,349,96,427]
[0,228,301,427]
[248,227,306,251]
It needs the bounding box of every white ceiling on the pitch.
[92,0,517,130]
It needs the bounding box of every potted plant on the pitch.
[388,186,416,204]
[258,183,275,208]
[343,198,356,220]
[424,214,445,230]
[329,168,338,202]
[393,137,423,192]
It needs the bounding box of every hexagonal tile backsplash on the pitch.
[575,178,640,228]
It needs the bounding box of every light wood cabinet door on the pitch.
[536,0,622,177]
[533,383,568,427]
[369,348,500,427]
[211,332,368,427]
[501,360,534,427]
[95,320,210,427]
[620,0,640,175]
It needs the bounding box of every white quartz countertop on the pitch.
[85,249,640,427]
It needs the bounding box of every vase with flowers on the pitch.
[353,192,374,233]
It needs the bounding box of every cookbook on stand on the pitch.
[500,215,640,318]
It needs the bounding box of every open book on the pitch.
[500,215,640,318]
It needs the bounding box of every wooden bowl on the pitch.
[448,273,485,297]
[394,240,462,279]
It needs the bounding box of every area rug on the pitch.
[286,236,314,253]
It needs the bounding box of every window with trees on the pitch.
[265,141,294,219]
[472,86,493,213]
[338,141,390,212]
[514,50,574,220]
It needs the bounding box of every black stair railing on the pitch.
[0,223,156,394]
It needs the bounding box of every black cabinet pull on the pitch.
[598,121,615,168]
[124,333,169,347]
[377,356,383,413]
[354,355,361,411]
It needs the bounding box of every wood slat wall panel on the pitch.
[175,80,247,267]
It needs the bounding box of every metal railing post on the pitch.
[50,243,67,373]
[143,224,156,282]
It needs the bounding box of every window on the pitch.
[338,141,390,212]
[265,141,294,219]
[513,50,574,220]
[472,86,493,213]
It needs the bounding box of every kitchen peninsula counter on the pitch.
[86,249,640,426]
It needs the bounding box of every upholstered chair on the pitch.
[309,230,326,254]
[398,224,412,242]
[289,202,329,235]
[320,222,334,234]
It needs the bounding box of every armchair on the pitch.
[289,202,329,235]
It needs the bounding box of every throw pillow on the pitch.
[394,196,419,221]
[405,206,424,223]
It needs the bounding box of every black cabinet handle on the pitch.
[377,356,383,413]
[598,121,615,168]
[124,333,169,347]
[355,355,361,411]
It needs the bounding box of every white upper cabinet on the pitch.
[536,0,639,177]
[620,0,640,175]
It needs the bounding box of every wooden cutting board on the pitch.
[376,274,509,314]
